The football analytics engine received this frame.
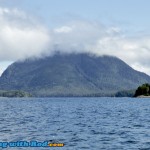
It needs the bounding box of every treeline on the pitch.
[0,90,32,97]
[134,83,150,97]
[114,90,135,97]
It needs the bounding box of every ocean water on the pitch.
[0,97,150,150]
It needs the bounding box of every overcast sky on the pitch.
[0,0,150,75]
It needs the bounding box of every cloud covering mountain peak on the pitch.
[0,8,150,75]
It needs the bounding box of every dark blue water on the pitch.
[0,97,150,149]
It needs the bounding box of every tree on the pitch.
[134,83,150,97]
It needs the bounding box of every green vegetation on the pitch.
[115,90,135,97]
[134,83,150,97]
[1,53,150,97]
[0,90,32,97]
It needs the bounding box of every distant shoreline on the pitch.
[137,95,150,98]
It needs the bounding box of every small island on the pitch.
[0,90,32,98]
[134,83,150,97]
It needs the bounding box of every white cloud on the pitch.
[49,21,150,75]
[54,26,72,33]
[0,8,150,76]
[0,7,51,61]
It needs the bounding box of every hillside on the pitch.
[0,53,150,96]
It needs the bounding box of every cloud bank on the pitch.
[0,7,150,75]
[0,8,50,61]
[50,21,150,75]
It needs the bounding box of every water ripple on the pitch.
[0,97,149,149]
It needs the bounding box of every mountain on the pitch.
[0,53,150,97]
